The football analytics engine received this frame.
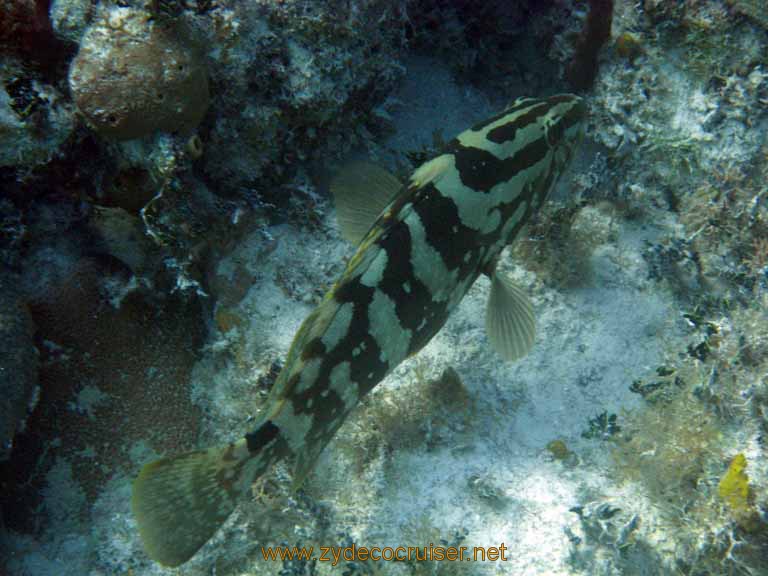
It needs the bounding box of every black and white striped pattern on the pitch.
[261,94,586,482]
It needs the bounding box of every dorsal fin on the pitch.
[330,162,402,245]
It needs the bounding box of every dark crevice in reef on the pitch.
[566,0,614,91]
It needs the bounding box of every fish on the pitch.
[131,93,586,566]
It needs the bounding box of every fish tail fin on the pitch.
[131,437,279,567]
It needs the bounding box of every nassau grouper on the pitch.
[131,93,586,566]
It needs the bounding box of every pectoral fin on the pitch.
[485,272,536,361]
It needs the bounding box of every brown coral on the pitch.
[68,6,209,140]
[1,255,204,531]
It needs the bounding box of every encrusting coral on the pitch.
[718,453,761,532]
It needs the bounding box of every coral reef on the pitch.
[49,0,92,44]
[405,1,550,83]
[1,251,205,529]
[198,0,409,196]
[566,501,646,574]
[68,5,210,140]
[0,63,76,168]
[729,0,768,29]
[0,271,38,462]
